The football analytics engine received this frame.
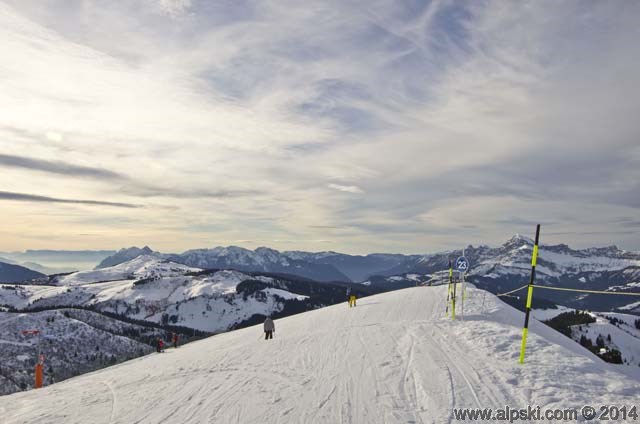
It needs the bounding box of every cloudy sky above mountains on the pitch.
[0,0,639,254]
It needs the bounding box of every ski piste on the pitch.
[1,285,638,423]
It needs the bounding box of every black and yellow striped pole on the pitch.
[445,261,453,316]
[519,224,541,364]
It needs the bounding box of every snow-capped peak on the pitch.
[95,246,157,269]
[505,233,534,246]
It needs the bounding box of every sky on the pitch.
[0,0,639,255]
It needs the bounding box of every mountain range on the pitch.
[96,246,412,283]
[382,235,640,313]
[88,237,640,312]
[4,236,639,314]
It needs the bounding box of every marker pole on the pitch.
[445,261,453,316]
[460,271,465,321]
[519,224,541,364]
[35,355,44,389]
[451,271,457,320]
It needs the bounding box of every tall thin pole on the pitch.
[461,248,467,301]
[445,260,453,316]
[519,224,541,364]
[460,271,465,321]
[451,266,457,320]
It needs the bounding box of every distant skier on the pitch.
[264,317,275,340]
[171,332,179,349]
[156,338,164,353]
[347,287,356,307]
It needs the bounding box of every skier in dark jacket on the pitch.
[171,332,179,349]
[264,317,275,340]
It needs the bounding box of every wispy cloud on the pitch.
[0,153,126,180]
[0,153,257,200]
[0,191,139,208]
[328,184,364,194]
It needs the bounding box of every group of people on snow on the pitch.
[156,332,180,353]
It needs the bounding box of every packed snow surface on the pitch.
[1,286,638,423]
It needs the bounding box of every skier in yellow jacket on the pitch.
[346,287,356,307]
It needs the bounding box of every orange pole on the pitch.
[35,363,43,389]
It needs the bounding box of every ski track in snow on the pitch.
[1,286,639,423]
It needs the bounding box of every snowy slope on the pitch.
[54,255,199,286]
[575,313,640,368]
[0,257,361,336]
[1,286,638,423]
[0,271,310,333]
[534,307,640,371]
[0,309,159,395]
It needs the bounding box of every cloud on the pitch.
[0,191,140,208]
[0,153,127,180]
[328,184,364,194]
[119,185,260,200]
[0,153,257,200]
[154,0,192,18]
[0,1,638,253]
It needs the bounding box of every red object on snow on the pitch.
[21,330,41,336]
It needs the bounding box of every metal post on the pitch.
[519,224,541,364]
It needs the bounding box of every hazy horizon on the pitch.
[1,1,639,254]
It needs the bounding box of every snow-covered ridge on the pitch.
[55,255,199,286]
[1,286,638,423]
[0,257,328,334]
